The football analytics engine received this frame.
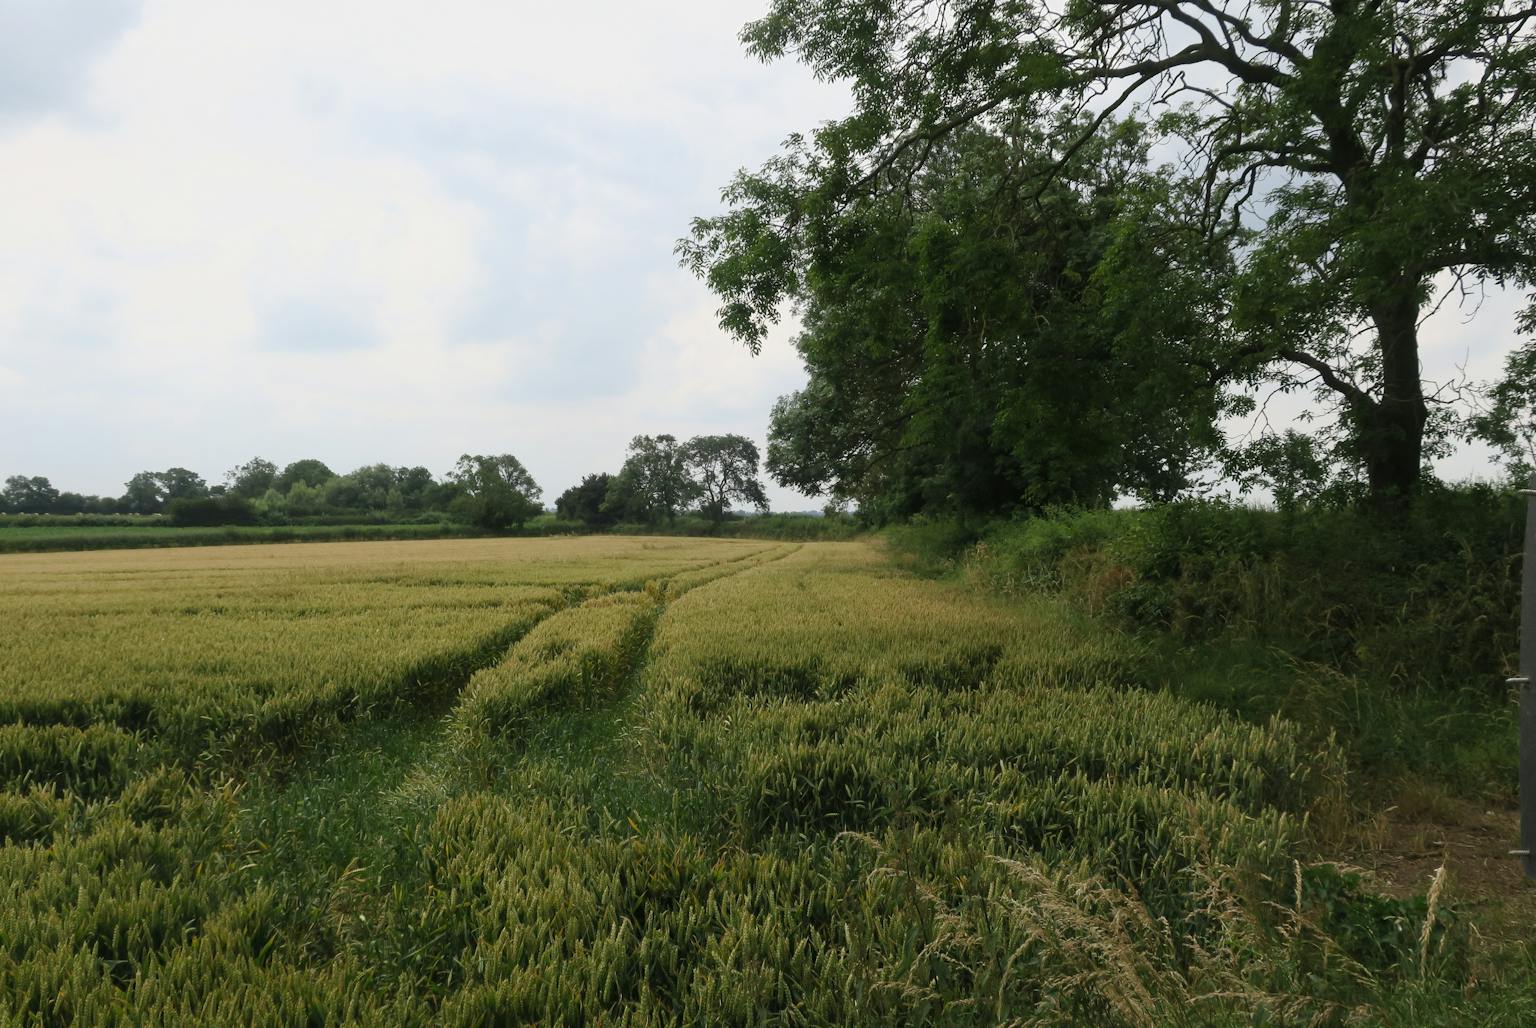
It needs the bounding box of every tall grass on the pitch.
[887,487,1527,795]
[949,488,1522,694]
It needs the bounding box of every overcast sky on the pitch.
[0,0,849,508]
[0,1,1522,508]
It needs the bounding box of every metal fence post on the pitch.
[1518,473,1536,879]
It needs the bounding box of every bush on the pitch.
[166,496,258,527]
[890,485,1524,698]
[881,517,987,573]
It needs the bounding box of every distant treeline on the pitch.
[2,432,842,533]
[1,432,864,552]
[0,461,461,521]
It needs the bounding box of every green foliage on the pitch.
[555,472,619,528]
[609,512,864,541]
[274,458,337,493]
[1472,336,1536,479]
[683,434,769,523]
[685,0,1536,508]
[1223,430,1336,513]
[882,518,988,572]
[282,479,325,517]
[166,495,258,527]
[15,443,767,533]
[120,471,161,514]
[156,467,208,502]
[891,485,1526,794]
[0,513,165,528]
[603,435,774,527]
[749,125,1228,518]
[321,473,364,511]
[1,474,61,514]
[605,434,697,524]
[1300,863,1462,978]
[345,463,395,509]
[0,486,125,517]
[447,453,543,531]
[395,465,437,510]
[119,468,210,514]
[224,456,277,499]
[958,489,1523,694]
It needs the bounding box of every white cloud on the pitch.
[0,0,847,508]
[0,0,140,122]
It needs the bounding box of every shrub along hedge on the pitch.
[891,483,1524,697]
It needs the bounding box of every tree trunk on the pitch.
[1359,288,1428,510]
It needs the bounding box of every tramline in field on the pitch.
[0,536,1400,1024]
[0,537,777,754]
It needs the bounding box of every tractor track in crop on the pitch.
[236,544,805,888]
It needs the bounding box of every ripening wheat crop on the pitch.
[644,543,1342,903]
[0,535,1384,1026]
[0,535,773,763]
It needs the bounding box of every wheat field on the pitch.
[0,536,1417,1025]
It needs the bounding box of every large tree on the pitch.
[348,464,399,510]
[225,457,277,499]
[120,468,208,514]
[1472,329,1536,478]
[557,473,620,528]
[274,459,336,494]
[1,476,60,515]
[683,0,1536,508]
[684,435,770,523]
[758,122,1230,516]
[393,466,438,511]
[122,472,162,515]
[605,435,698,524]
[448,454,543,530]
[157,467,208,503]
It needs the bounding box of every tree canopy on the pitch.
[2,456,558,524]
[119,468,209,515]
[1,476,60,515]
[448,454,543,530]
[556,473,619,528]
[581,434,776,526]
[1472,332,1536,478]
[225,457,278,499]
[757,122,1229,516]
[682,0,1536,510]
[4,444,774,527]
[275,459,337,493]
[605,435,699,524]
[684,435,770,522]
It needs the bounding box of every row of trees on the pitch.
[555,434,769,528]
[4,437,773,529]
[229,460,455,518]
[680,0,1536,517]
[0,457,535,525]
[1,470,213,517]
[0,461,444,518]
